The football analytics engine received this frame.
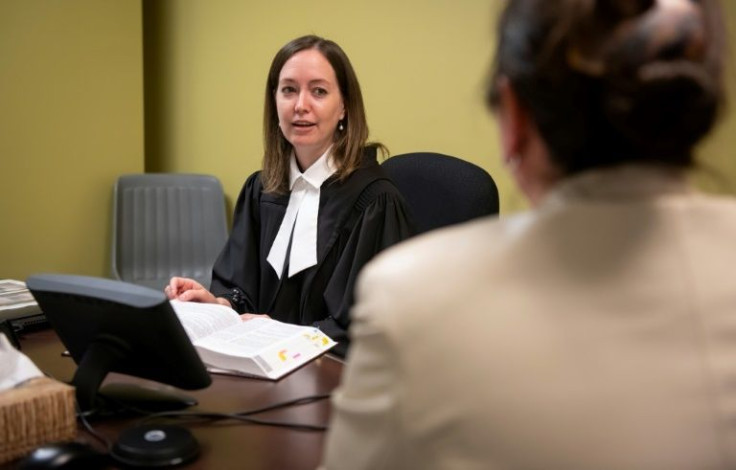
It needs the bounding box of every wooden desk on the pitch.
[9,328,343,469]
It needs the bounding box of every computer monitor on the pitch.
[26,273,212,413]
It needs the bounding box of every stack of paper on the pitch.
[0,280,42,322]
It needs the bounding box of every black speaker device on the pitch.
[111,424,200,467]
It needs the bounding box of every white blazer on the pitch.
[321,164,736,470]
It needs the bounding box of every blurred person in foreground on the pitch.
[321,0,736,468]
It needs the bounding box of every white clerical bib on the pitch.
[266,149,336,278]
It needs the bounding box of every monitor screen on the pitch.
[26,273,212,413]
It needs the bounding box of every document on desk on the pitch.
[0,279,42,321]
[169,300,336,380]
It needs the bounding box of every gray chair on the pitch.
[111,173,228,291]
[382,152,499,234]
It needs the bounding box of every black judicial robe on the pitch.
[210,148,415,357]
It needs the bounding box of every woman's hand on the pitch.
[165,277,229,305]
[240,313,271,321]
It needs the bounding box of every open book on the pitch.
[169,300,336,380]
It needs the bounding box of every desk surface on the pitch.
[9,328,343,469]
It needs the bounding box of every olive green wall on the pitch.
[142,0,521,213]
[0,0,144,281]
[695,2,736,193]
[1,1,734,282]
[143,0,736,216]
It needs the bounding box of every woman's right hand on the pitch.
[165,277,228,305]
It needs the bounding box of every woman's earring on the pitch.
[338,120,344,132]
[505,153,521,170]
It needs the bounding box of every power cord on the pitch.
[138,393,332,431]
[46,366,332,444]
[75,391,332,441]
[77,408,114,451]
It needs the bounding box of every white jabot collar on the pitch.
[267,147,337,278]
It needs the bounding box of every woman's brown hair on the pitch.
[262,35,382,194]
[487,0,727,175]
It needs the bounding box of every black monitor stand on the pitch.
[73,336,198,414]
[26,274,212,415]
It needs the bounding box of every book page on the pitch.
[194,318,304,357]
[169,300,242,342]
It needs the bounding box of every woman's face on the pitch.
[276,48,345,165]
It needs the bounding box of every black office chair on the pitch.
[381,152,499,234]
[111,173,229,291]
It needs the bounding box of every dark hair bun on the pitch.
[604,60,719,163]
[568,0,723,164]
[489,0,725,173]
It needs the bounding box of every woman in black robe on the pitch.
[165,35,414,357]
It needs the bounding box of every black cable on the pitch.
[138,392,332,431]
[141,410,328,431]
[46,363,332,438]
[77,409,113,451]
[40,370,114,450]
[72,391,332,441]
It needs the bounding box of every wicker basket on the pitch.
[0,377,77,464]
